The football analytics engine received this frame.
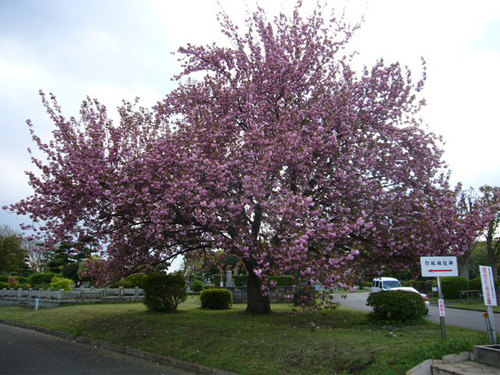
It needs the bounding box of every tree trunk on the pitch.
[458,255,470,280]
[246,269,271,314]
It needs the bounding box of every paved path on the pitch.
[0,323,197,375]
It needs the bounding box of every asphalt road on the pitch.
[0,324,197,375]
[333,291,500,332]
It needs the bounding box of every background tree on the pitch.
[6,4,482,313]
[0,226,29,275]
[455,185,495,280]
[479,185,500,278]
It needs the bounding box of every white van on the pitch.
[371,277,401,292]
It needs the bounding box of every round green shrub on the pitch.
[200,288,233,309]
[28,272,58,288]
[367,291,426,323]
[441,277,469,299]
[190,279,205,292]
[48,276,74,291]
[142,272,187,313]
[0,281,8,289]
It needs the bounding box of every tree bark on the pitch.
[458,255,470,280]
[245,267,271,314]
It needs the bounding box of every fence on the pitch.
[0,286,144,308]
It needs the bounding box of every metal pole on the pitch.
[437,276,446,340]
[486,306,497,344]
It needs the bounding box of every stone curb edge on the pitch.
[0,320,237,375]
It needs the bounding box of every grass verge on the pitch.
[0,297,491,375]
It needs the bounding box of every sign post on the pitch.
[421,256,458,340]
[479,265,497,344]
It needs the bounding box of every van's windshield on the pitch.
[383,280,401,289]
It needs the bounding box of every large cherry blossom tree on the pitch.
[7,4,483,313]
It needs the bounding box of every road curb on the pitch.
[0,320,237,375]
[433,306,500,314]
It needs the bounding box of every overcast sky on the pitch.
[1,0,500,233]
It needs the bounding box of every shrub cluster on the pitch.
[367,291,426,323]
[48,276,74,291]
[110,273,145,288]
[440,277,469,299]
[190,279,205,292]
[142,272,187,313]
[469,276,499,291]
[28,273,58,288]
[200,288,233,309]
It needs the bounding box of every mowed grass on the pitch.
[0,297,490,375]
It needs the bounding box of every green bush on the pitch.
[441,277,469,299]
[200,288,233,309]
[62,262,80,282]
[0,281,8,289]
[142,272,187,313]
[367,291,426,323]
[469,276,499,291]
[48,276,74,291]
[111,273,145,288]
[190,279,205,292]
[28,272,58,287]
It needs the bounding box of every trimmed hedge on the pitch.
[367,291,426,323]
[142,272,187,313]
[200,288,233,309]
[441,277,469,299]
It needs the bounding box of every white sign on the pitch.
[420,256,458,277]
[438,299,446,317]
[480,266,498,307]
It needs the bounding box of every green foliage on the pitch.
[62,262,80,282]
[0,230,28,274]
[200,288,233,309]
[28,272,57,287]
[111,273,145,288]
[0,281,7,289]
[48,276,74,291]
[469,276,499,291]
[270,276,294,286]
[441,277,469,299]
[367,291,426,323]
[190,279,205,292]
[142,272,187,313]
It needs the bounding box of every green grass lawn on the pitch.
[0,297,491,375]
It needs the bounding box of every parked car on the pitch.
[371,277,402,292]
[389,286,430,314]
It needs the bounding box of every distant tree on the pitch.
[0,226,29,275]
[479,186,500,278]
[6,4,483,313]
[455,186,496,280]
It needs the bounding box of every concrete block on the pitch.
[442,351,471,364]
[473,345,500,368]
[406,359,434,375]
